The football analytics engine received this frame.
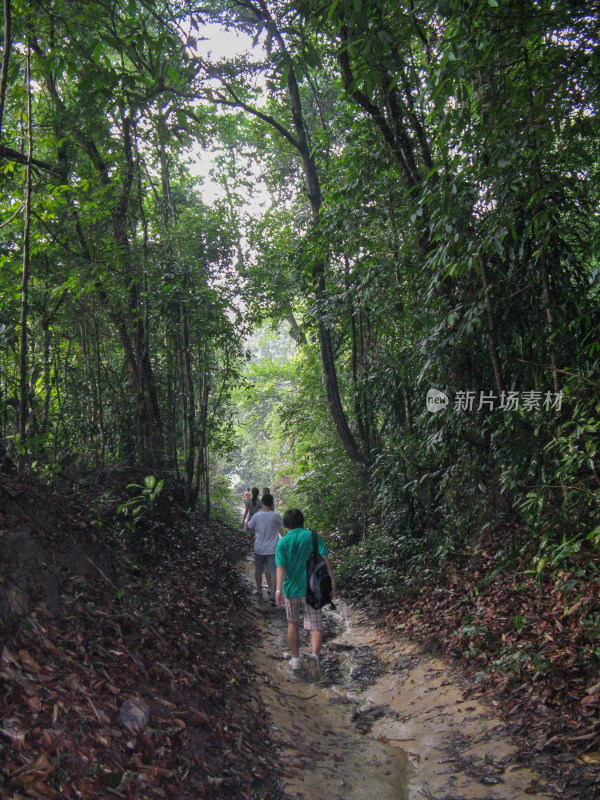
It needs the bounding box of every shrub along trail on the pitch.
[0,472,281,800]
[379,525,600,799]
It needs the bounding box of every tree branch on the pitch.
[218,84,300,151]
[337,31,416,189]
[0,144,60,174]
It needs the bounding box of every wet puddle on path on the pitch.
[242,558,554,800]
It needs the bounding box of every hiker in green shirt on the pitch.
[275,508,335,680]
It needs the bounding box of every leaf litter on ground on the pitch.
[380,525,600,799]
[0,470,282,800]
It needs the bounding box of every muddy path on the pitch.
[241,558,557,800]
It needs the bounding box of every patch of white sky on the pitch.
[183,21,277,325]
[186,22,272,217]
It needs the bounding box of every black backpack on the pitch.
[306,530,335,610]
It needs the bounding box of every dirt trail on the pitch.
[242,558,556,800]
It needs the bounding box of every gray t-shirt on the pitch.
[247,510,283,555]
[244,498,261,518]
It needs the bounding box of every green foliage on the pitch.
[1,0,599,601]
[211,0,600,600]
[115,475,164,551]
[0,0,247,509]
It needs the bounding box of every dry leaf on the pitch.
[24,695,43,713]
[581,753,600,764]
[1,718,27,748]
[18,650,41,673]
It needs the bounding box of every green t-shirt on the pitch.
[275,527,327,599]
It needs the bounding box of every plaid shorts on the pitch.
[284,596,323,632]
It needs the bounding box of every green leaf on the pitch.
[327,0,342,20]
[280,62,290,88]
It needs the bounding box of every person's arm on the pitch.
[324,556,336,598]
[275,565,286,605]
[242,505,249,526]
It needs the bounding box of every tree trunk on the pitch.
[18,40,33,446]
[521,22,560,392]
[0,0,11,140]
[93,298,106,462]
[345,255,369,454]
[478,253,504,396]
[280,26,365,478]
[182,305,196,507]
[204,444,210,519]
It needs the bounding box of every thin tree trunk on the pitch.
[41,318,52,434]
[478,253,504,396]
[521,19,560,392]
[357,310,373,453]
[164,325,176,471]
[93,298,106,462]
[194,340,210,504]
[177,316,186,476]
[402,383,412,428]
[284,51,365,476]
[345,255,368,453]
[204,444,210,519]
[539,250,560,393]
[237,1,367,480]
[79,318,94,458]
[0,0,11,140]
[182,305,196,507]
[18,40,33,445]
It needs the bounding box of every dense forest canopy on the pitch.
[1,0,599,583]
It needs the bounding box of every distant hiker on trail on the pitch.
[242,487,261,530]
[244,487,251,502]
[247,493,283,602]
[275,508,335,681]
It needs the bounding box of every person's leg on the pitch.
[309,629,323,656]
[266,571,275,598]
[303,600,323,680]
[287,621,300,658]
[284,598,302,666]
[265,555,276,600]
[253,554,264,594]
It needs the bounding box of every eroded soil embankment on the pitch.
[243,558,556,800]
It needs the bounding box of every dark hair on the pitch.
[262,487,270,495]
[262,493,274,508]
[283,508,304,529]
[251,487,260,501]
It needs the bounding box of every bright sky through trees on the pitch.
[187,22,270,213]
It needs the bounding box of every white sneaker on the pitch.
[289,657,302,670]
[307,654,320,681]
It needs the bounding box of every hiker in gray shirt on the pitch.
[247,493,283,603]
